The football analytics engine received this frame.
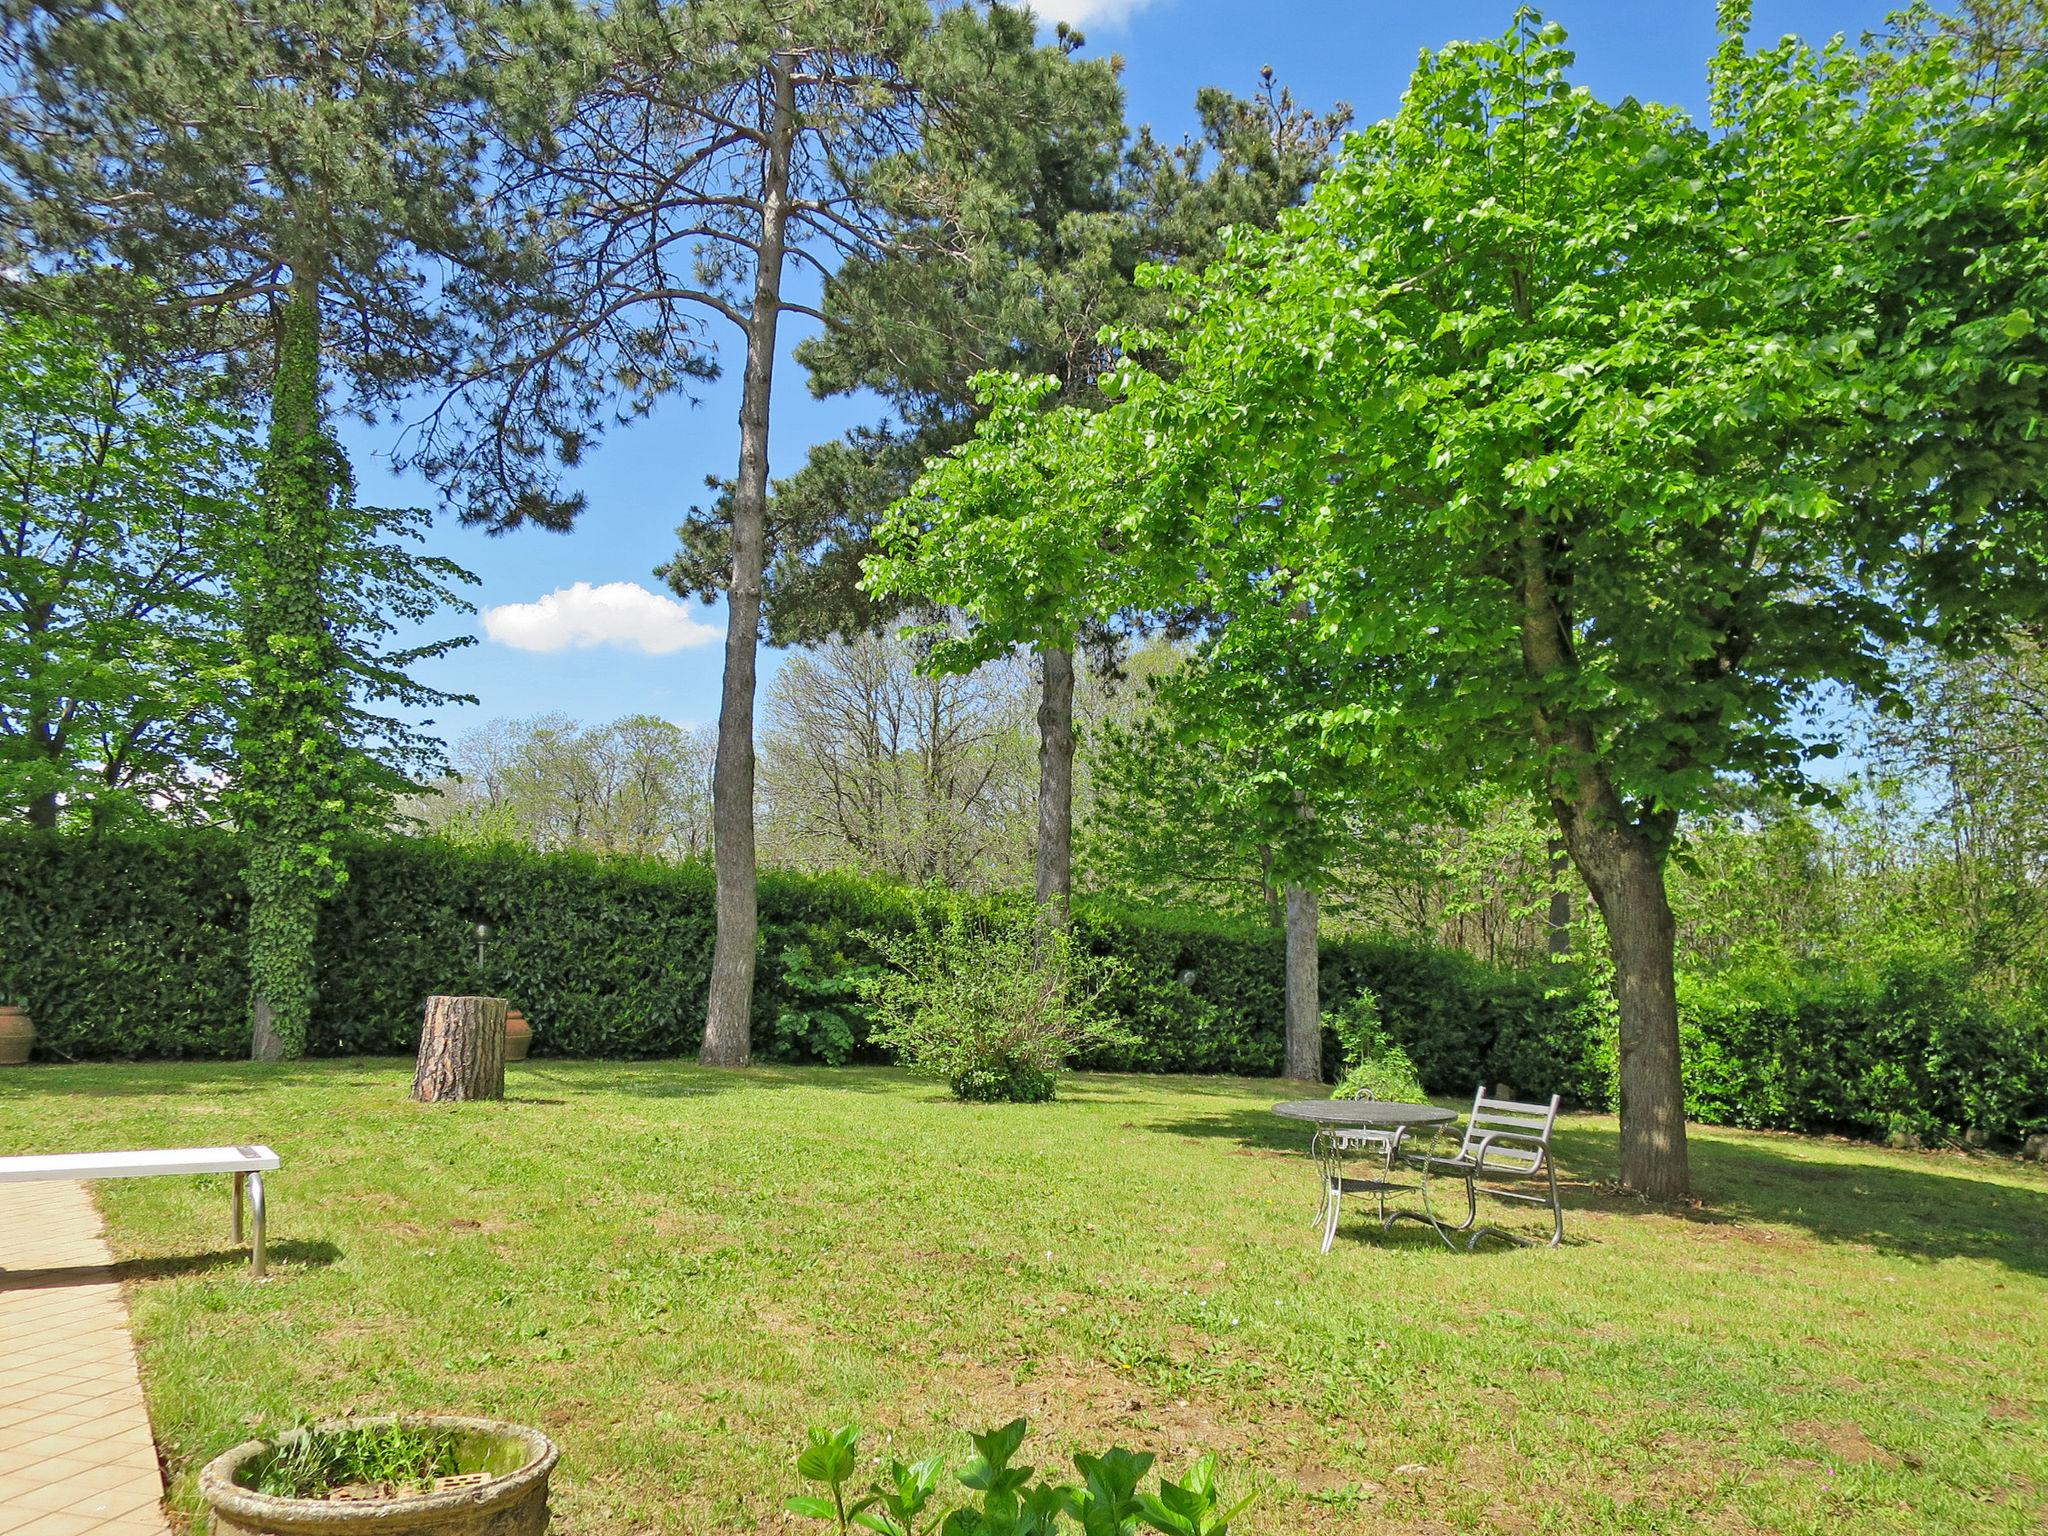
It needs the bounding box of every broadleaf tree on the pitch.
[894,7,2048,1198]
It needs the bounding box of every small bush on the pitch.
[1327,990,1428,1103]
[858,903,1132,1103]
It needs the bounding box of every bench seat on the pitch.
[0,1144,279,1276]
[0,1145,279,1182]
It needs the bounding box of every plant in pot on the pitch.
[0,995,33,1066]
[200,1415,557,1535]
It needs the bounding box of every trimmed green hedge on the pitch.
[3,827,2040,1146]
[0,827,1581,1092]
[1678,964,2048,1147]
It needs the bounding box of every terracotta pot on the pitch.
[200,1415,557,1536]
[0,1005,32,1066]
[504,1009,532,1062]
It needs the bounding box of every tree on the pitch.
[908,8,2048,1199]
[413,713,717,861]
[759,628,1035,887]
[433,0,1082,1066]
[0,312,244,827]
[846,61,1350,927]
[2,0,491,1057]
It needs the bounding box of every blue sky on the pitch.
[349,0,1894,743]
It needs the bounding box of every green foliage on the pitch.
[1326,991,1427,1104]
[788,1419,1251,1536]
[6,823,2036,1143]
[858,903,1132,1102]
[1678,960,2048,1145]
[0,310,247,829]
[248,1420,460,1500]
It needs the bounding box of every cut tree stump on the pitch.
[412,995,508,1103]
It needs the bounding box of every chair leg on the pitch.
[248,1171,266,1280]
[231,1172,245,1245]
[1544,1159,1564,1248]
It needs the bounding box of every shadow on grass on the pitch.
[0,1237,342,1290]
[1157,1100,2048,1278]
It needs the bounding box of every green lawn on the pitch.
[2,1061,2043,1534]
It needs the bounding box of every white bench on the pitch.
[0,1145,280,1277]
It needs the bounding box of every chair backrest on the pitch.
[1455,1087,1561,1173]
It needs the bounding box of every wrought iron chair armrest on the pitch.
[1467,1129,1549,1174]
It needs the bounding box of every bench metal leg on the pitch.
[232,1172,245,1244]
[247,1171,266,1279]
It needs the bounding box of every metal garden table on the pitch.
[1271,1099,1457,1253]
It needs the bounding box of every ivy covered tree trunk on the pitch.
[1034,642,1076,921]
[700,51,796,1070]
[239,275,347,1062]
[1283,881,1320,1081]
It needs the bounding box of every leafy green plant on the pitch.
[770,943,876,1066]
[248,1420,460,1499]
[789,1419,1253,1536]
[858,902,1133,1103]
[1326,990,1427,1104]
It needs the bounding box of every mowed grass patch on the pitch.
[1,1060,2042,1534]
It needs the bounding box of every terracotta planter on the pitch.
[0,1005,32,1066]
[504,1009,532,1062]
[200,1415,557,1535]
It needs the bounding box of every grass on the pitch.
[1,1059,2043,1535]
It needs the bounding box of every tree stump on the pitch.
[412,995,508,1103]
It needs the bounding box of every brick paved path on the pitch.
[0,1181,173,1535]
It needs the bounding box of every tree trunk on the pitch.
[1283,882,1321,1081]
[1034,642,1075,922]
[246,270,332,1064]
[1258,844,1280,928]
[412,994,508,1102]
[1517,529,1689,1200]
[700,52,797,1069]
[1546,835,1572,956]
[1558,815,1689,1200]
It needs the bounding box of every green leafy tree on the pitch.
[0,312,245,828]
[2,0,490,1055]
[905,9,2048,1198]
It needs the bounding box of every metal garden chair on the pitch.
[1405,1086,1565,1249]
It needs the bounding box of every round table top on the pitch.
[1271,1098,1457,1128]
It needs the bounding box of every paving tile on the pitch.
[0,1183,172,1536]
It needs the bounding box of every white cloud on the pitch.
[1029,0,1158,28]
[482,581,722,656]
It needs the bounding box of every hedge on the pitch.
[2,827,2041,1146]
[0,826,1584,1093]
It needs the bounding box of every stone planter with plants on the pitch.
[199,1415,557,1535]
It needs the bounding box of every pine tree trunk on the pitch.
[412,995,508,1102]
[701,53,797,1069]
[1283,882,1321,1081]
[1034,643,1075,921]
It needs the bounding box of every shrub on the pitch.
[857,903,1132,1102]
[1326,990,1428,1103]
